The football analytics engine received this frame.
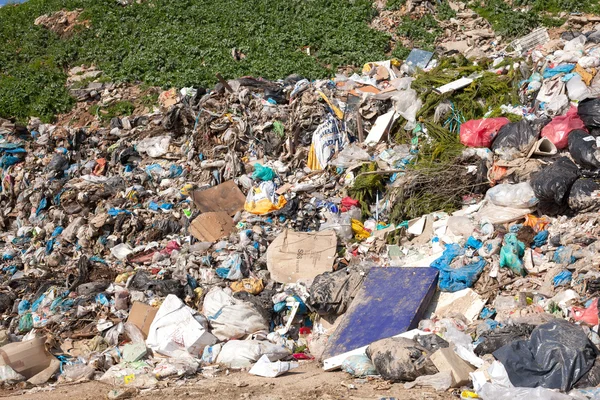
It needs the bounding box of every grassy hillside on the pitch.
[0,0,390,122]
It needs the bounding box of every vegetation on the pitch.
[0,0,390,122]
[397,15,442,50]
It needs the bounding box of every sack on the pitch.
[202,287,268,341]
[460,118,509,148]
[146,294,217,358]
[491,119,539,160]
[341,355,378,377]
[578,98,600,130]
[531,157,579,206]
[367,337,437,382]
[307,115,347,170]
[541,106,587,149]
[568,130,600,169]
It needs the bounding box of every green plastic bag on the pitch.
[252,163,276,181]
[499,233,526,276]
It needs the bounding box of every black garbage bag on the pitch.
[130,271,184,298]
[491,119,540,160]
[578,98,600,130]
[307,267,366,316]
[47,153,69,173]
[367,337,438,382]
[493,319,599,391]
[569,130,600,169]
[474,324,534,356]
[568,178,600,212]
[531,156,579,206]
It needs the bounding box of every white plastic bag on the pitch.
[485,182,538,209]
[567,74,590,101]
[215,340,291,369]
[404,371,453,391]
[146,294,217,357]
[578,56,600,69]
[330,144,370,168]
[478,383,572,400]
[136,136,170,158]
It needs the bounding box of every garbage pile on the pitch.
[2,22,600,400]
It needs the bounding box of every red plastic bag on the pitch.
[460,118,510,148]
[571,298,599,326]
[541,106,587,149]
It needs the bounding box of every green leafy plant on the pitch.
[397,15,441,50]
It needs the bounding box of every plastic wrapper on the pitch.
[531,156,579,206]
[459,118,510,148]
[491,119,539,160]
[485,182,538,209]
[568,178,600,212]
[0,365,25,384]
[567,74,589,101]
[493,319,598,391]
[578,98,600,130]
[541,106,587,149]
[568,130,600,169]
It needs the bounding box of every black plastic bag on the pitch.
[568,178,600,212]
[569,129,600,169]
[307,267,366,315]
[578,98,600,130]
[491,119,540,160]
[474,324,534,356]
[493,319,598,391]
[531,156,579,206]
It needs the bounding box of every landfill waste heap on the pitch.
[3,13,600,400]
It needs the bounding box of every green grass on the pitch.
[89,100,135,122]
[0,0,390,123]
[397,15,441,50]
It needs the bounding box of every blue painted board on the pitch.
[323,267,438,359]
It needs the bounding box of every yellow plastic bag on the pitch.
[231,278,264,295]
[244,181,287,215]
[351,219,370,240]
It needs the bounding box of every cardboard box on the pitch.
[430,347,476,387]
[0,337,53,379]
[127,302,158,339]
[189,211,235,242]
[266,229,337,283]
[190,181,246,216]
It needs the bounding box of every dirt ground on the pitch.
[0,362,456,400]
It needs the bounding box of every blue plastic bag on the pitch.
[431,244,486,292]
